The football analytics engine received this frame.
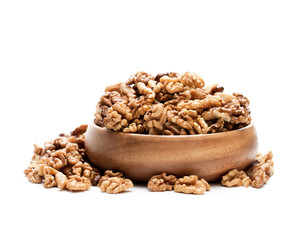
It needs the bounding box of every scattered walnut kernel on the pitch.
[221,169,251,187]
[33,144,44,156]
[24,125,101,192]
[174,175,210,195]
[66,176,92,191]
[44,174,57,188]
[247,151,274,188]
[70,124,88,137]
[97,170,133,194]
[97,170,124,187]
[99,177,133,194]
[25,167,43,184]
[55,172,68,189]
[90,167,101,186]
[147,173,177,191]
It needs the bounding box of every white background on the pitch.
[1,0,304,239]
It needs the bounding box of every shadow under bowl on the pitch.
[85,122,258,182]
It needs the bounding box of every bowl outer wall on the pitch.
[85,122,258,182]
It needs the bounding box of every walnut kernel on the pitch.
[221,169,251,187]
[147,173,177,191]
[174,175,210,194]
[99,177,133,194]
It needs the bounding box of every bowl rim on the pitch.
[89,122,254,139]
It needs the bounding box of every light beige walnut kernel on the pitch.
[97,170,124,187]
[163,122,187,135]
[99,177,133,194]
[208,119,225,133]
[66,176,91,191]
[38,164,58,176]
[176,95,223,111]
[233,92,250,108]
[159,74,184,94]
[55,172,68,189]
[127,71,154,85]
[174,175,210,195]
[179,72,205,89]
[25,167,43,184]
[103,109,129,131]
[33,144,44,156]
[148,173,177,191]
[112,102,133,121]
[167,110,193,130]
[82,162,93,178]
[221,169,251,187]
[204,83,224,95]
[137,82,156,101]
[44,174,57,188]
[144,103,167,131]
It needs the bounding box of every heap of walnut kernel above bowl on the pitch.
[94,72,251,135]
[24,72,274,194]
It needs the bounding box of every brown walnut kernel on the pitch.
[221,169,251,187]
[247,151,274,188]
[90,167,101,186]
[147,173,177,192]
[70,124,88,137]
[174,175,210,195]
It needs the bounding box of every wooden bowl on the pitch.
[85,122,258,182]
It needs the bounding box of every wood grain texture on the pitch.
[85,122,258,182]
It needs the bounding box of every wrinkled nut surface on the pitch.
[99,177,133,194]
[24,125,101,192]
[147,173,177,191]
[44,174,57,188]
[66,176,92,191]
[55,172,68,189]
[97,170,124,187]
[247,151,274,188]
[221,169,251,187]
[95,71,252,134]
[174,175,210,195]
[25,167,43,184]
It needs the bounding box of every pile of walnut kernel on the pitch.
[24,125,133,194]
[95,71,251,135]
